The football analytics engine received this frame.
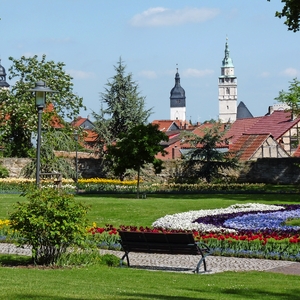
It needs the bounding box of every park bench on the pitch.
[118,231,211,273]
[39,172,62,188]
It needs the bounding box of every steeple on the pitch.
[218,38,237,123]
[222,37,234,68]
[0,59,10,88]
[170,67,186,121]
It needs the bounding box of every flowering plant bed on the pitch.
[87,203,300,261]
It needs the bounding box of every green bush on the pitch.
[9,187,90,265]
[0,165,9,178]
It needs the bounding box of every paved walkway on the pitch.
[100,249,300,275]
[1,243,299,275]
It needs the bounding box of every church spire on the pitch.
[222,37,234,68]
[170,66,186,121]
[218,37,237,123]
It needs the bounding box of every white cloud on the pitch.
[282,68,299,77]
[130,7,220,27]
[138,70,157,79]
[183,68,214,77]
[259,71,270,78]
[67,69,95,79]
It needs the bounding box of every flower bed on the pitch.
[87,203,300,261]
[0,178,139,193]
[1,177,299,194]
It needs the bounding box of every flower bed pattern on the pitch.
[86,203,300,261]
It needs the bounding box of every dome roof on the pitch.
[0,60,7,76]
[170,70,185,99]
[0,60,10,88]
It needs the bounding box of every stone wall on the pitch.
[2,157,300,184]
[0,158,31,177]
[238,157,300,184]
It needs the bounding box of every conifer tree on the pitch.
[181,123,239,183]
[92,58,152,155]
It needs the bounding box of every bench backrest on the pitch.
[119,231,200,255]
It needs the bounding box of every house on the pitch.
[229,133,289,161]
[228,110,300,156]
[155,109,300,162]
[71,116,98,149]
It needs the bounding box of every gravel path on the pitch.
[1,243,299,275]
[99,249,300,275]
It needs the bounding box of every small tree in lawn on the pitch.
[107,123,168,198]
[181,122,239,183]
[9,188,89,265]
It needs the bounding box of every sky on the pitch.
[1,0,299,123]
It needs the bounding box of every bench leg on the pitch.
[194,254,210,273]
[120,251,130,267]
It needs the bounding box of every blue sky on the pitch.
[1,0,299,123]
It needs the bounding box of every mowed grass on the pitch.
[0,264,299,300]
[1,192,299,226]
[0,192,300,299]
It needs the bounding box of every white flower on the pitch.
[152,203,284,233]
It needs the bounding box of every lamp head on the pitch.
[30,81,56,108]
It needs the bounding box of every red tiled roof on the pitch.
[229,133,271,161]
[83,129,98,142]
[243,111,299,140]
[45,103,64,129]
[152,120,180,132]
[71,116,87,127]
[224,117,262,144]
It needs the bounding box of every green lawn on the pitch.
[1,192,300,226]
[0,192,299,299]
[0,263,299,300]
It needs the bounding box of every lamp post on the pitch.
[74,130,78,192]
[30,81,56,187]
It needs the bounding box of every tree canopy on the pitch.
[107,123,168,198]
[181,123,239,183]
[0,54,85,157]
[268,0,300,32]
[274,77,300,116]
[92,58,152,156]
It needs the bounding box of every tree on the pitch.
[0,54,85,157]
[181,123,239,183]
[268,0,300,32]
[9,188,89,265]
[274,78,300,116]
[106,123,168,198]
[21,129,80,179]
[92,58,152,156]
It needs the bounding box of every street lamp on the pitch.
[30,81,56,187]
[73,130,79,192]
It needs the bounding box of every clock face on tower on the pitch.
[225,69,229,75]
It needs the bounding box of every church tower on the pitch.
[0,60,10,89]
[218,38,237,123]
[170,68,186,121]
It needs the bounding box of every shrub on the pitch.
[0,165,9,178]
[9,187,90,265]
